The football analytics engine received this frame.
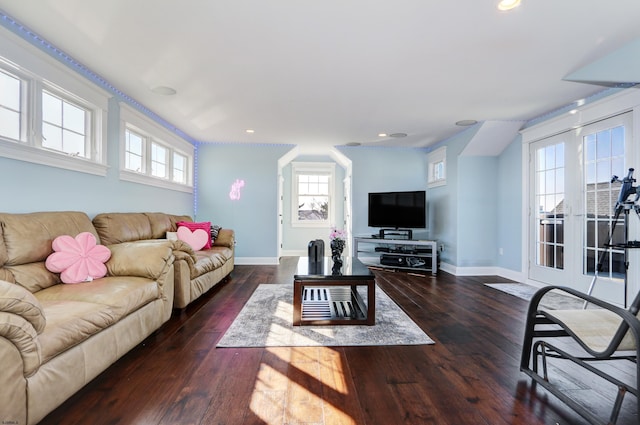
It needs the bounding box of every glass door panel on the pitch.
[529,133,571,284]
[577,113,632,303]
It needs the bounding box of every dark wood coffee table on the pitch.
[293,256,375,326]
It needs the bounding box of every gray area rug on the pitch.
[484,283,596,309]
[217,284,435,347]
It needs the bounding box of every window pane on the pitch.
[42,91,88,157]
[173,152,186,183]
[63,129,85,156]
[0,71,21,140]
[0,70,21,111]
[126,153,142,172]
[42,92,62,126]
[298,195,329,221]
[0,108,20,140]
[151,143,167,178]
[126,130,143,155]
[63,102,85,134]
[42,122,62,150]
[125,129,144,172]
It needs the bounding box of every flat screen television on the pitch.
[368,190,426,229]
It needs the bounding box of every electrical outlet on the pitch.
[499,248,504,255]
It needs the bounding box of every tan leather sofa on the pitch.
[0,211,175,425]
[92,212,235,308]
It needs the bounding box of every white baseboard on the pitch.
[280,249,308,257]
[439,262,524,282]
[235,257,280,265]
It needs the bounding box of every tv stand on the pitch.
[379,228,412,240]
[354,236,437,275]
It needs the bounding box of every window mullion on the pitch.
[31,79,43,148]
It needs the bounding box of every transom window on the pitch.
[428,146,446,188]
[120,104,194,192]
[0,69,21,141]
[151,142,168,178]
[173,152,187,184]
[125,129,144,172]
[291,162,335,227]
[0,52,107,175]
[42,90,88,157]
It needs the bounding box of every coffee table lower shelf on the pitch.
[293,279,375,326]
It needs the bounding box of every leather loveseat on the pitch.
[92,212,235,308]
[0,211,176,425]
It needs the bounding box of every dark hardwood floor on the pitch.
[39,258,638,424]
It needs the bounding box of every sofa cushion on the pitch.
[0,212,98,292]
[145,213,191,239]
[92,213,154,245]
[192,249,230,275]
[35,276,160,321]
[37,300,118,363]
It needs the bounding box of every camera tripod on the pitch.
[584,168,640,308]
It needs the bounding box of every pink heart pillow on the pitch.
[177,226,208,251]
[45,232,111,284]
[177,221,212,249]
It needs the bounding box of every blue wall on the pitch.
[427,126,479,266]
[196,143,293,259]
[339,145,430,240]
[457,155,499,267]
[497,136,522,271]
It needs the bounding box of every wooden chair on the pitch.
[520,285,640,425]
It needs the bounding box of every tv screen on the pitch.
[368,190,426,229]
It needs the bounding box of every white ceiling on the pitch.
[1,0,640,149]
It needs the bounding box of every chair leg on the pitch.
[609,386,627,425]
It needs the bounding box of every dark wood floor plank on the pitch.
[37,260,637,425]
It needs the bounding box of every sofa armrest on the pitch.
[0,280,46,334]
[0,281,44,376]
[106,241,175,281]
[0,311,42,377]
[213,229,235,249]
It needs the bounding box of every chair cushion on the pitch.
[544,309,636,352]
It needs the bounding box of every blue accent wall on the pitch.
[196,143,294,258]
[497,136,522,271]
[457,155,499,267]
[339,146,430,240]
[427,126,479,266]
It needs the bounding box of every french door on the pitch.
[528,112,634,305]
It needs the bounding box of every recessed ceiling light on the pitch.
[455,120,478,126]
[378,133,388,137]
[497,0,521,11]
[151,86,177,96]
[245,129,255,133]
[389,133,407,138]
[346,142,361,147]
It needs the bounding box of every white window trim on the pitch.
[291,162,336,228]
[0,29,109,176]
[428,146,447,188]
[120,103,194,193]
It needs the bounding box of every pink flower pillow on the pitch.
[177,221,212,249]
[45,232,111,284]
